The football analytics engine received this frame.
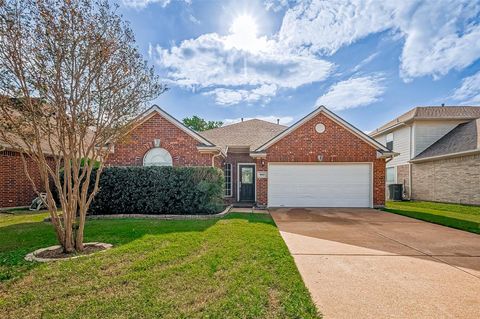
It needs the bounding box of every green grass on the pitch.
[0,211,320,318]
[385,201,480,234]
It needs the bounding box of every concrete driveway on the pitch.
[270,208,480,319]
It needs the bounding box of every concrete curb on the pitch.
[25,242,113,263]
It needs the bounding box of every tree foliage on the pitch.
[0,0,166,252]
[183,115,223,131]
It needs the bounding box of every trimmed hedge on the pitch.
[82,166,224,215]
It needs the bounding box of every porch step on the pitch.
[232,202,256,208]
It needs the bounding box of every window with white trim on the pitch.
[386,133,394,151]
[224,163,232,197]
[386,167,395,184]
[143,148,173,166]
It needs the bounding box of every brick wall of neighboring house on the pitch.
[396,164,410,199]
[255,112,386,207]
[106,113,214,167]
[411,154,480,205]
[0,150,53,208]
[222,152,255,204]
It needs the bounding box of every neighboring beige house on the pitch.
[370,106,480,204]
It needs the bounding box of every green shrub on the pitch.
[59,166,225,215]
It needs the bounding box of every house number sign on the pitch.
[257,171,268,179]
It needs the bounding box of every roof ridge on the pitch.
[203,118,287,133]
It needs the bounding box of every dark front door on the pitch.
[239,165,255,202]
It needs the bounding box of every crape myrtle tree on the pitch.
[0,0,166,253]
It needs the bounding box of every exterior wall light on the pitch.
[317,154,324,161]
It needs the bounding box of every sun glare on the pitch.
[230,14,258,38]
[226,14,266,53]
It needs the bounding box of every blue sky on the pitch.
[118,0,480,131]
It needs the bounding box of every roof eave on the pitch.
[250,152,267,158]
[377,151,399,159]
[196,145,226,157]
[370,122,407,137]
[410,149,480,163]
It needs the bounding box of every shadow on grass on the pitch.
[0,212,274,282]
[384,208,480,234]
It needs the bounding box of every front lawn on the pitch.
[385,201,480,234]
[0,211,319,318]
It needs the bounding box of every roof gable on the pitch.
[371,106,480,137]
[255,106,390,153]
[130,105,214,146]
[412,118,480,161]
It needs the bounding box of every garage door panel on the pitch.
[268,164,371,207]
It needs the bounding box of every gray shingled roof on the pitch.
[413,118,480,160]
[371,106,480,136]
[200,119,287,152]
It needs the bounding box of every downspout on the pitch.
[211,151,222,167]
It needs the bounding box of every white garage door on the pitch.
[268,163,372,208]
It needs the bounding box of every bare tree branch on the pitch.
[0,0,166,252]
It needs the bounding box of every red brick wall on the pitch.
[0,150,52,208]
[106,113,214,167]
[256,112,386,207]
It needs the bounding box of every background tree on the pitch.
[0,0,166,253]
[183,115,223,131]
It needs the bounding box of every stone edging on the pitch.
[43,206,232,222]
[82,205,233,221]
[25,242,113,263]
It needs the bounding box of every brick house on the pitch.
[107,105,394,208]
[371,106,480,205]
[0,144,55,209]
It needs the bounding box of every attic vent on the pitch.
[315,123,326,133]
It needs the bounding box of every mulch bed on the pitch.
[35,244,106,259]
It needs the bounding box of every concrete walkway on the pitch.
[270,208,480,319]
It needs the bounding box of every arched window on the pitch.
[143,148,173,166]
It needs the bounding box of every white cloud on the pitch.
[122,0,171,9]
[278,0,480,80]
[264,0,296,12]
[223,115,294,126]
[451,71,480,104]
[278,1,397,56]
[315,75,385,110]
[352,52,380,72]
[154,32,334,104]
[188,14,200,24]
[398,1,480,80]
[203,84,278,106]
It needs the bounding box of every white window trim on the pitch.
[386,166,397,184]
[143,148,173,167]
[386,132,394,151]
[224,163,233,198]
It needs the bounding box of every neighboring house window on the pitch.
[386,167,395,184]
[143,148,173,166]
[224,163,232,197]
[386,133,393,151]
